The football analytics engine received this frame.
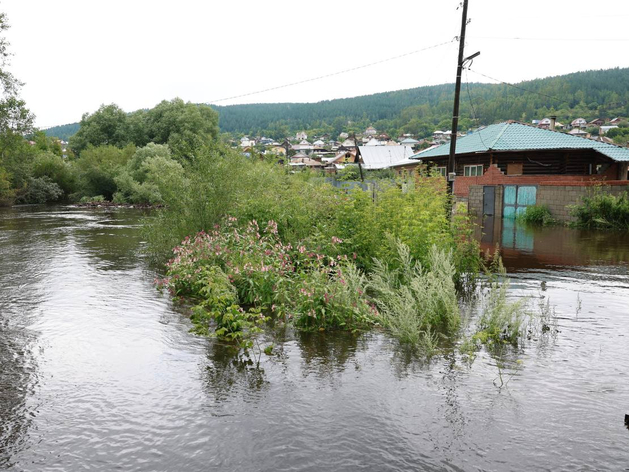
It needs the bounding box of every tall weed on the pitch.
[369,241,459,349]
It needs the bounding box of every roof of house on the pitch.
[413,121,629,162]
[400,137,420,144]
[358,145,416,169]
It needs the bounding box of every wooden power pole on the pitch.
[447,0,470,195]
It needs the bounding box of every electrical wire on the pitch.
[464,67,488,149]
[470,36,629,42]
[466,68,563,102]
[206,40,455,104]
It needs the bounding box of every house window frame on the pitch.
[463,164,484,177]
[435,166,447,177]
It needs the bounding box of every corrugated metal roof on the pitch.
[358,146,415,169]
[413,122,629,162]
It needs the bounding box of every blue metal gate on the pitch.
[503,185,537,218]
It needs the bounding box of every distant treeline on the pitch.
[44,67,629,142]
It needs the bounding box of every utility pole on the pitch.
[447,0,470,196]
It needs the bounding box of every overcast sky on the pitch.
[3,0,629,128]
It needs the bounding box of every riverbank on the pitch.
[73,201,164,209]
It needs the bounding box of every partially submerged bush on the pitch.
[571,190,629,230]
[517,205,555,226]
[158,218,377,343]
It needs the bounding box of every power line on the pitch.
[466,68,564,102]
[464,68,488,149]
[470,36,629,42]
[206,40,455,105]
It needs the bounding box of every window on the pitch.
[463,164,484,177]
[435,166,447,177]
[507,163,523,175]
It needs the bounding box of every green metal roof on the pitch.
[413,121,629,162]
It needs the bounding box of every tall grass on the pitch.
[369,241,459,350]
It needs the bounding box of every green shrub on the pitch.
[0,166,14,201]
[571,190,629,230]
[159,218,376,334]
[287,262,376,332]
[74,145,135,200]
[335,165,361,181]
[15,176,63,204]
[31,152,77,197]
[517,205,555,226]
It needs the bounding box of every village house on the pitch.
[295,131,308,140]
[292,139,313,151]
[570,118,588,129]
[588,118,605,127]
[364,126,377,136]
[400,137,421,147]
[600,125,619,135]
[357,145,415,170]
[413,121,629,222]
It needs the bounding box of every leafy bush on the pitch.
[333,175,455,270]
[0,166,14,201]
[158,218,376,335]
[74,144,135,200]
[517,205,555,226]
[335,165,361,181]
[15,176,63,204]
[286,260,376,332]
[31,152,77,197]
[571,190,629,230]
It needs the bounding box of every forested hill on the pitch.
[212,67,629,139]
[43,122,79,141]
[45,67,629,141]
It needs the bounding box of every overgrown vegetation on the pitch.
[571,189,629,230]
[148,145,484,353]
[516,205,556,226]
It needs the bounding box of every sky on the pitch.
[2,0,629,128]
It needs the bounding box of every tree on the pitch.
[0,12,35,201]
[68,104,131,155]
[144,98,219,161]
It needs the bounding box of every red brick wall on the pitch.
[453,164,625,197]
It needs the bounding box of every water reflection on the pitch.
[477,216,629,269]
[296,331,363,380]
[203,341,269,403]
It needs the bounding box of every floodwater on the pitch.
[1,206,628,471]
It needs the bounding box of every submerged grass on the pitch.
[368,241,459,351]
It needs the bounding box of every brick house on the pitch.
[411,121,629,221]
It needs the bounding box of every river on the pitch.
[1,206,628,471]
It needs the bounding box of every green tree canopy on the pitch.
[69,104,131,155]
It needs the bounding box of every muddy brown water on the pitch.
[1,206,628,471]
